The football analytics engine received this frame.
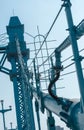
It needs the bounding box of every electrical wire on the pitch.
[28,6,63,68]
[62,48,84,63]
[33,5,63,61]
[61,70,76,77]
[63,62,74,70]
[37,26,48,88]
[39,61,74,76]
[61,67,84,77]
[29,46,84,67]
[39,62,84,80]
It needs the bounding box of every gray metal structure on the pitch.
[0,0,84,130]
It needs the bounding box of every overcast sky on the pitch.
[0,0,84,130]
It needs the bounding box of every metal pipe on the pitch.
[1,100,6,130]
[63,0,84,112]
[32,86,82,129]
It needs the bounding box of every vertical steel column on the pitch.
[6,16,35,130]
[33,59,41,97]
[33,59,41,130]
[8,122,17,130]
[47,110,56,130]
[0,100,6,130]
[63,0,84,111]
[10,122,12,129]
[35,100,41,130]
[0,100,12,130]
[16,39,35,130]
[50,57,56,95]
[10,59,22,130]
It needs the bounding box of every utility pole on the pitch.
[62,0,84,112]
[0,100,12,130]
[8,122,17,130]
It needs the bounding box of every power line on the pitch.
[61,67,84,77]
[63,62,75,70]
[28,6,63,68]
[33,6,63,60]
[62,48,84,63]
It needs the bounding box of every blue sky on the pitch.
[0,0,84,130]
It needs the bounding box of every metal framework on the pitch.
[6,16,35,130]
[0,0,84,130]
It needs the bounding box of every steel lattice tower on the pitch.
[6,16,35,130]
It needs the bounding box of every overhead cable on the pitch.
[28,6,63,68]
[62,48,84,63]
[34,6,63,60]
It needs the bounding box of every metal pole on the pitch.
[32,87,80,129]
[35,100,41,130]
[0,100,12,130]
[46,110,56,130]
[1,100,6,130]
[50,57,56,95]
[63,0,84,112]
[10,122,12,129]
[8,122,17,130]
